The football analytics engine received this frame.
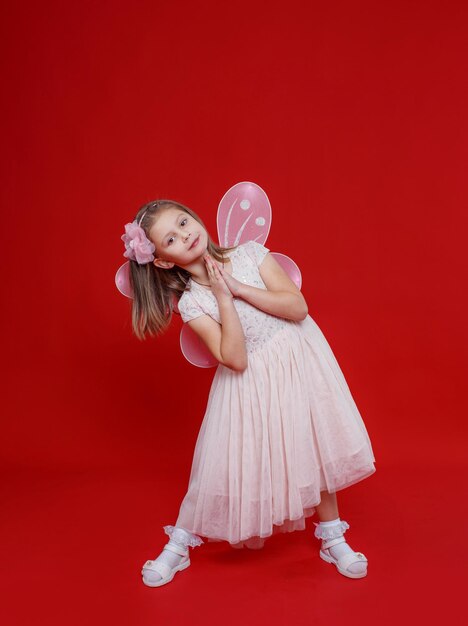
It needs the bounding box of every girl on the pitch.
[120,198,376,587]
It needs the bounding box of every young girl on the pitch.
[120,198,376,587]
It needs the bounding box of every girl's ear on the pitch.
[153,258,175,270]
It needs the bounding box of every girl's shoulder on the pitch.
[234,240,270,266]
[219,240,269,265]
[177,287,205,323]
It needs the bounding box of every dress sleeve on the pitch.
[177,291,206,323]
[244,240,270,267]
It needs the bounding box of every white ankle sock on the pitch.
[319,517,342,527]
[315,518,366,576]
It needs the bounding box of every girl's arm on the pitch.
[186,255,248,372]
[187,298,247,372]
[220,253,308,322]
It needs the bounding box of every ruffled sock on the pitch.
[314,517,367,576]
[142,526,204,584]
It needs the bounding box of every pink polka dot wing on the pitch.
[115,181,302,367]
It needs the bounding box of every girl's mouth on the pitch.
[189,235,200,250]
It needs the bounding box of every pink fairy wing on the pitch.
[216,181,272,247]
[115,262,133,298]
[179,324,218,368]
[270,252,302,290]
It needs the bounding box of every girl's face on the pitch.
[148,207,208,269]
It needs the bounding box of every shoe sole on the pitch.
[142,558,191,587]
[319,550,367,579]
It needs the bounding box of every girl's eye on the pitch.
[167,218,188,244]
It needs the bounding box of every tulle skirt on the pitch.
[174,314,376,547]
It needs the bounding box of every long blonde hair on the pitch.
[127,199,235,340]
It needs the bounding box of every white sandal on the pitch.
[141,542,191,587]
[319,536,368,579]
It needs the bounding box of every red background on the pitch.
[2,1,467,624]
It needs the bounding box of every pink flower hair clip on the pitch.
[121,212,155,265]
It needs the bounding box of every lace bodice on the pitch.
[177,240,294,355]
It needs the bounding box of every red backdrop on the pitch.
[1,1,466,624]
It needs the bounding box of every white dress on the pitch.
[171,240,376,548]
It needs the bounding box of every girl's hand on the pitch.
[204,253,233,300]
[216,263,245,298]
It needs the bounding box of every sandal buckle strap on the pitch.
[322,536,346,550]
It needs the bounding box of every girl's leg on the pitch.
[315,490,339,522]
